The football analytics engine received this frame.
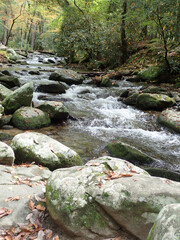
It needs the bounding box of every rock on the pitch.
[0,75,20,88]
[141,86,168,94]
[38,95,72,102]
[11,132,82,170]
[0,142,15,165]
[6,48,18,61]
[100,77,114,87]
[125,75,141,82]
[2,82,34,114]
[36,82,66,94]
[46,157,180,240]
[147,204,180,240]
[157,109,180,133]
[49,69,84,85]
[123,91,139,106]
[119,89,129,98]
[0,84,12,100]
[136,93,175,111]
[48,58,55,63]
[0,132,13,141]
[0,104,4,115]
[12,107,51,130]
[144,167,180,182]
[105,142,155,165]
[0,164,51,229]
[138,66,165,82]
[1,70,12,76]
[0,115,12,127]
[28,70,40,75]
[37,101,69,120]
[1,125,14,130]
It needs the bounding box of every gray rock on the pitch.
[123,92,139,106]
[147,204,180,240]
[49,69,84,85]
[36,82,66,94]
[157,109,180,133]
[46,157,180,240]
[2,82,34,114]
[37,101,69,120]
[0,164,51,229]
[0,84,12,100]
[0,104,4,115]
[0,142,15,165]
[0,75,20,88]
[0,115,12,127]
[12,107,51,130]
[11,132,82,170]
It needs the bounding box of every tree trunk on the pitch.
[121,0,128,64]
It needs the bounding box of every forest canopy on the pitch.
[0,0,179,68]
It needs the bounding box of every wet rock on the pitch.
[0,84,12,100]
[147,204,180,240]
[38,95,72,102]
[157,109,180,133]
[2,82,34,114]
[138,66,165,82]
[125,75,141,82]
[141,86,168,94]
[49,69,84,85]
[1,125,14,130]
[46,157,180,240]
[1,70,12,76]
[28,70,40,75]
[0,75,20,88]
[0,132,13,141]
[11,132,82,170]
[36,82,66,94]
[123,91,139,106]
[136,93,175,111]
[105,142,155,165]
[0,164,51,229]
[16,60,28,65]
[144,167,180,182]
[0,104,4,115]
[37,101,69,120]
[119,89,129,98]
[0,115,12,127]
[78,89,91,94]
[48,58,55,63]
[12,107,51,130]
[0,142,15,165]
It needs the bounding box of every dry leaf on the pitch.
[53,236,60,240]
[44,229,53,239]
[29,197,35,211]
[0,208,13,219]
[5,196,20,202]
[86,162,101,166]
[35,205,46,211]
[77,167,82,171]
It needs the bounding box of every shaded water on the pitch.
[2,53,180,172]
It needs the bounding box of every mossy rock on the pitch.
[12,107,51,130]
[138,66,165,81]
[136,93,175,111]
[0,84,12,100]
[0,115,12,127]
[123,92,139,106]
[157,109,180,133]
[0,76,20,88]
[105,142,155,165]
[0,105,4,115]
[2,82,34,114]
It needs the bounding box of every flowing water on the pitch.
[2,53,180,172]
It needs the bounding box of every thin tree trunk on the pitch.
[121,0,128,64]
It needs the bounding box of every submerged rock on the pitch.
[105,142,155,165]
[157,109,180,133]
[12,107,51,130]
[46,157,180,240]
[0,84,12,100]
[11,132,82,170]
[2,82,34,114]
[49,69,84,85]
[147,204,180,240]
[136,93,175,111]
[37,101,69,120]
[0,75,20,88]
[0,142,15,165]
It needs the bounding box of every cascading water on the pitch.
[3,53,180,172]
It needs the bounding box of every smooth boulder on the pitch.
[0,142,15,165]
[105,142,155,165]
[12,107,51,130]
[157,109,180,133]
[0,75,20,88]
[11,132,82,170]
[37,101,69,120]
[2,82,34,114]
[36,81,66,94]
[136,93,175,111]
[147,204,180,240]
[138,66,165,82]
[0,84,12,100]
[0,115,12,127]
[49,69,84,85]
[46,157,180,240]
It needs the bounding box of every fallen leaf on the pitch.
[5,196,20,202]
[29,197,35,211]
[104,170,133,180]
[53,236,60,240]
[44,229,53,239]
[77,167,82,171]
[165,179,171,184]
[0,208,13,219]
[35,205,46,211]
[86,162,101,166]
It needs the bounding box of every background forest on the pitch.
[0,0,179,69]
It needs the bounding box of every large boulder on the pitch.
[157,109,180,133]
[147,204,180,240]
[123,91,139,106]
[46,157,180,240]
[12,107,51,130]
[136,93,175,111]
[11,132,82,170]
[105,142,155,165]
[0,142,15,165]
[0,75,20,88]
[2,82,34,114]
[0,84,12,100]
[36,82,66,94]
[138,66,165,82]
[37,101,69,120]
[0,114,12,127]
[49,69,84,85]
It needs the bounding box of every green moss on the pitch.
[138,66,165,81]
[147,220,157,240]
[157,114,180,133]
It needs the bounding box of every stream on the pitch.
[1,52,180,172]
